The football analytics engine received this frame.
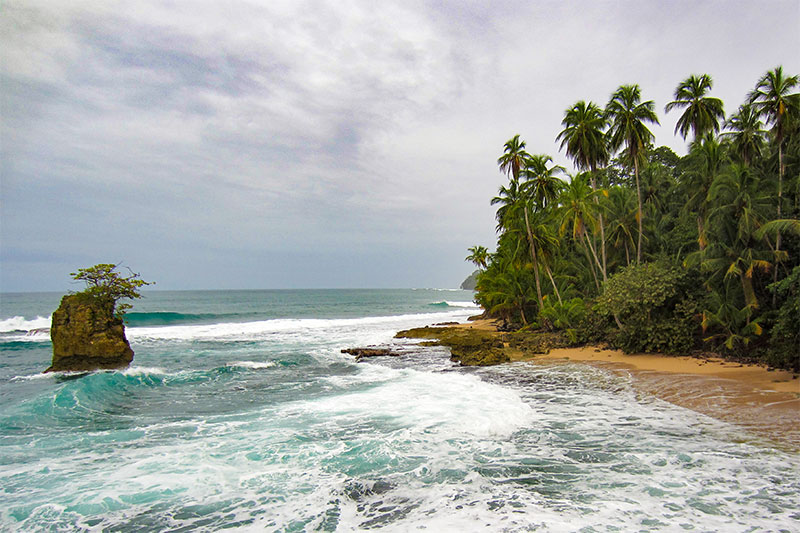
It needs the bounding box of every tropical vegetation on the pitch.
[468,66,800,371]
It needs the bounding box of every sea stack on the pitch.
[46,294,134,372]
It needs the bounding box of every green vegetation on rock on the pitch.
[46,264,153,372]
[395,326,571,366]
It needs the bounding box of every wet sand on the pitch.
[454,319,800,447]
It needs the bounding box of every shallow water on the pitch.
[1,290,798,531]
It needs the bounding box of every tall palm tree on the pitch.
[519,154,565,209]
[722,104,766,166]
[604,186,637,267]
[700,163,775,309]
[664,74,725,143]
[683,133,727,250]
[497,134,531,181]
[556,100,610,280]
[559,174,603,289]
[747,66,800,265]
[495,146,548,312]
[606,84,660,263]
[465,246,489,270]
[491,176,523,232]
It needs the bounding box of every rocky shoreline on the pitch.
[343,316,800,448]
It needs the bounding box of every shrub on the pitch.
[765,266,800,371]
[594,260,702,354]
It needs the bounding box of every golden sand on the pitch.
[453,318,800,447]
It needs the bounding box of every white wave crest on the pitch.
[10,372,53,382]
[0,315,51,333]
[444,301,479,308]
[127,309,475,343]
[227,361,276,369]
[121,367,169,376]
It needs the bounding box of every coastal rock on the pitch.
[460,270,480,290]
[46,294,134,372]
[341,347,399,361]
[395,326,510,366]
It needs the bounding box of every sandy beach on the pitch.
[456,319,800,447]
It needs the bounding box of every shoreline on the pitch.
[449,318,800,448]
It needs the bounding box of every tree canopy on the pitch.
[71,263,153,317]
[469,66,800,371]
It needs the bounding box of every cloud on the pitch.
[1,0,798,291]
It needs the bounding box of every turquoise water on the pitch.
[1,289,798,531]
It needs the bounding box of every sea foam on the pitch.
[0,315,51,333]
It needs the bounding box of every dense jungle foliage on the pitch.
[467,67,800,371]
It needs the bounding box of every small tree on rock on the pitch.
[71,263,153,318]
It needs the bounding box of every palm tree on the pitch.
[465,246,490,270]
[704,163,774,309]
[497,134,531,181]
[664,74,725,143]
[722,104,766,166]
[559,174,604,289]
[491,176,523,232]
[604,186,637,267]
[519,154,565,209]
[495,147,548,312]
[747,66,800,268]
[556,100,610,279]
[682,133,727,250]
[606,84,660,263]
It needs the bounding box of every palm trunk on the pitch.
[741,274,758,310]
[582,241,600,290]
[545,264,562,304]
[590,164,608,282]
[523,207,544,311]
[624,241,631,266]
[773,143,783,305]
[697,216,706,250]
[583,233,604,278]
[634,157,643,264]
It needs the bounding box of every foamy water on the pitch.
[1,290,797,531]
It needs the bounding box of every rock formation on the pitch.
[460,270,480,290]
[46,294,134,372]
[341,347,399,361]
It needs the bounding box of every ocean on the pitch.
[0,289,798,532]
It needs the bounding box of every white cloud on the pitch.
[1,0,798,290]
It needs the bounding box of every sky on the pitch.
[1,0,798,292]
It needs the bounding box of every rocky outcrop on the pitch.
[395,326,510,366]
[460,270,480,290]
[46,294,134,372]
[341,347,399,361]
[395,325,572,366]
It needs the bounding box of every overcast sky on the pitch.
[1,0,798,292]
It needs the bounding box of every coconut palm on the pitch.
[497,134,530,180]
[682,133,727,250]
[559,174,604,289]
[604,186,637,267]
[465,246,490,270]
[664,74,725,143]
[491,176,523,232]
[747,66,800,267]
[495,152,548,312]
[606,84,660,263]
[722,104,766,166]
[556,100,610,279]
[519,154,565,210]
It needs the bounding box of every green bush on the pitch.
[594,261,702,354]
[766,266,800,371]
